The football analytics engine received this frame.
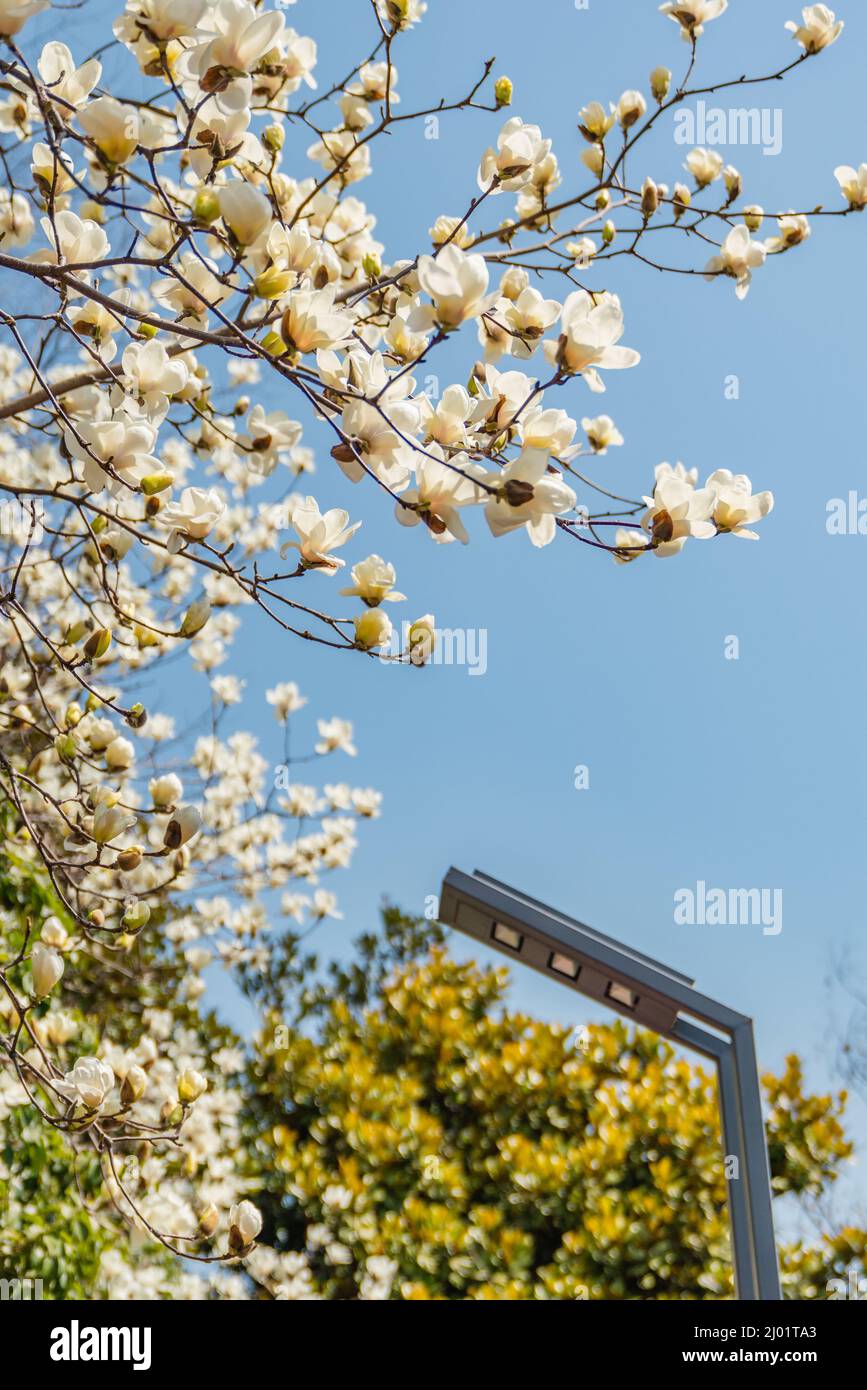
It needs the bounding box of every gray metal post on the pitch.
[439,867,784,1301]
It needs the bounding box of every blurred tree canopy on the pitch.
[244,906,867,1300]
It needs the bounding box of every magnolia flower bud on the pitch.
[115,846,143,873]
[178,1068,208,1104]
[672,183,691,218]
[262,123,284,152]
[198,1203,220,1238]
[723,165,742,201]
[105,736,134,771]
[602,220,616,245]
[192,189,221,225]
[408,614,436,667]
[53,732,78,763]
[125,703,147,730]
[261,330,289,357]
[494,75,513,108]
[41,916,68,949]
[650,66,671,103]
[180,597,211,638]
[595,189,611,211]
[253,267,294,300]
[743,204,764,231]
[88,908,105,928]
[32,943,64,998]
[83,627,112,661]
[163,804,202,850]
[616,90,646,130]
[641,178,659,217]
[354,609,393,650]
[141,474,173,496]
[122,900,151,932]
[228,1200,262,1253]
[362,252,382,279]
[65,703,82,728]
[120,1065,147,1106]
[149,773,183,809]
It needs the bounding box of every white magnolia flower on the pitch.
[582,415,624,453]
[660,0,728,41]
[55,1057,115,1110]
[482,447,577,547]
[613,527,651,563]
[685,147,724,187]
[38,42,101,107]
[655,461,699,487]
[704,224,767,299]
[415,244,489,329]
[418,384,472,448]
[121,340,189,416]
[159,486,226,552]
[578,101,616,142]
[31,942,64,997]
[316,717,357,756]
[616,90,646,129]
[397,446,485,544]
[478,116,552,192]
[785,5,843,52]
[149,773,183,808]
[64,414,159,495]
[834,163,867,208]
[218,181,273,245]
[642,474,717,556]
[92,802,136,844]
[705,469,774,538]
[339,555,406,605]
[544,290,640,390]
[354,608,393,650]
[79,96,139,164]
[519,407,577,457]
[183,0,285,112]
[33,210,109,277]
[115,0,208,49]
[281,288,354,354]
[502,286,561,358]
[279,497,361,572]
[0,0,48,37]
[763,212,811,253]
[229,1200,263,1250]
[153,253,226,320]
[266,682,307,721]
[0,188,34,248]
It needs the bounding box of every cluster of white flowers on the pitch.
[0,0,855,1287]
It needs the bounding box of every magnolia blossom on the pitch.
[582,415,624,453]
[0,0,47,37]
[31,942,64,997]
[79,96,140,164]
[159,487,226,553]
[153,253,226,320]
[121,340,189,416]
[92,802,136,845]
[354,608,392,650]
[642,473,717,556]
[183,0,285,112]
[478,116,551,192]
[764,213,811,253]
[706,469,774,538]
[397,447,484,544]
[33,210,109,278]
[834,164,867,208]
[280,288,354,354]
[483,447,577,547]
[415,245,489,329]
[266,682,307,721]
[785,4,843,52]
[704,225,767,299]
[38,42,101,107]
[316,717,357,756]
[55,1057,115,1110]
[218,182,273,245]
[684,147,724,187]
[64,414,160,495]
[280,497,361,572]
[501,287,561,359]
[339,555,406,605]
[544,290,640,390]
[229,1199,262,1251]
[659,0,728,40]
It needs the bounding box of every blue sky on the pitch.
[32,0,867,1211]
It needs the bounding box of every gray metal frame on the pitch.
[438,867,781,1301]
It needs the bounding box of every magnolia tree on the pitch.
[0,0,861,1285]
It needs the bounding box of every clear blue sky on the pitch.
[34,0,867,1211]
